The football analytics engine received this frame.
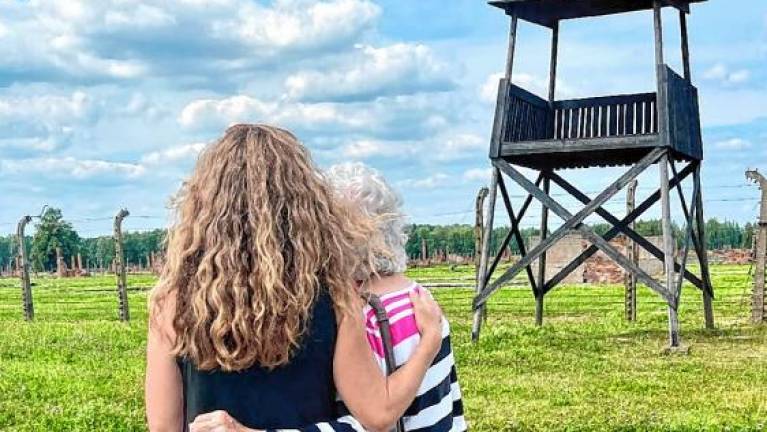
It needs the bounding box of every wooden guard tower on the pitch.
[472,0,714,348]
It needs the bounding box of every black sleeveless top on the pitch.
[178,292,337,430]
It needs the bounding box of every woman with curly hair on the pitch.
[145,124,443,432]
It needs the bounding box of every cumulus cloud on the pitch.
[341,139,413,159]
[703,63,751,86]
[0,0,380,87]
[141,142,207,165]
[285,43,454,102]
[177,93,454,141]
[438,133,485,161]
[397,173,450,189]
[336,132,483,161]
[714,138,752,150]
[0,157,145,179]
[0,90,96,153]
[463,167,492,182]
[480,72,574,104]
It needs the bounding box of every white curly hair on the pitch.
[326,162,408,275]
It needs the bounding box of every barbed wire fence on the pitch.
[0,178,762,322]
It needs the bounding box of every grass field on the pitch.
[0,265,765,431]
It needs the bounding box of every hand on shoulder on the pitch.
[409,288,443,351]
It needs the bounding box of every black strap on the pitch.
[366,293,406,432]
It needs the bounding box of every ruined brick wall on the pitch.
[709,249,753,265]
[529,232,665,284]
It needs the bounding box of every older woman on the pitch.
[255,162,468,432]
[327,162,467,432]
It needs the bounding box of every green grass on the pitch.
[0,265,765,431]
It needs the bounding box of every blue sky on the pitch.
[0,0,765,237]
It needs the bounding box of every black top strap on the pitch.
[366,293,406,432]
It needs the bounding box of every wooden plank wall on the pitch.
[505,83,552,142]
[664,66,703,160]
[552,93,658,140]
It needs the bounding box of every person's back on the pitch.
[178,292,337,430]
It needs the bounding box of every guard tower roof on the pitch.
[489,0,707,28]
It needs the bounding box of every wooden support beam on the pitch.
[654,0,670,145]
[659,151,681,347]
[548,22,559,105]
[536,175,551,326]
[17,215,33,321]
[505,15,519,79]
[673,163,699,300]
[475,186,490,286]
[543,162,695,293]
[497,175,539,294]
[670,162,707,277]
[473,169,500,342]
[746,169,767,323]
[694,163,715,328]
[625,180,638,322]
[474,147,665,309]
[680,10,691,82]
[114,208,130,322]
[484,175,543,284]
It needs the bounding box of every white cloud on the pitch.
[463,167,492,182]
[480,73,505,104]
[214,0,380,51]
[714,138,752,150]
[341,139,411,159]
[480,72,574,104]
[285,43,454,102]
[397,173,450,190]
[177,93,455,141]
[703,63,751,85]
[439,133,485,161]
[0,157,145,179]
[0,0,380,86]
[141,143,207,165]
[331,132,485,162]
[0,90,96,153]
[178,95,367,132]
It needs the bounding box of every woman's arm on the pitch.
[145,298,185,432]
[189,410,366,432]
[333,289,442,432]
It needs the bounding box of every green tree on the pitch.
[0,235,15,272]
[30,208,80,272]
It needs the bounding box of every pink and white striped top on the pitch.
[361,283,466,432]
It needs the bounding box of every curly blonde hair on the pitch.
[150,124,376,371]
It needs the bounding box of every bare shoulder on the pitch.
[149,290,177,344]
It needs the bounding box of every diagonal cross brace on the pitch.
[497,175,539,294]
[543,162,696,294]
[473,147,667,309]
[501,162,672,304]
[671,161,699,302]
[547,169,704,290]
[482,175,542,288]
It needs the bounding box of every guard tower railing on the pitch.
[493,65,702,167]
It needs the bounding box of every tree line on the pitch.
[403,219,756,259]
[0,208,165,273]
[0,208,758,273]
